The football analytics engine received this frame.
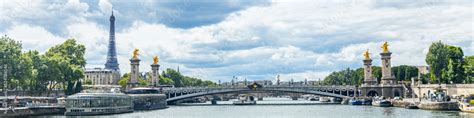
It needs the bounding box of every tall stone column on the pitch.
[380,52,396,85]
[127,58,140,89]
[151,63,160,87]
[363,58,377,85]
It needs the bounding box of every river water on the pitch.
[29,98,473,118]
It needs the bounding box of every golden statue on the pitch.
[363,49,370,60]
[153,56,159,64]
[381,42,389,53]
[132,48,139,59]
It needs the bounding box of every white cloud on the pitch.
[4,25,63,52]
[0,0,472,82]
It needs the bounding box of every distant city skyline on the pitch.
[0,0,472,82]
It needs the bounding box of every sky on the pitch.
[0,0,472,82]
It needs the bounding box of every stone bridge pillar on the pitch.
[360,42,404,98]
[380,52,396,85]
[363,58,377,85]
[127,58,140,89]
[151,63,160,87]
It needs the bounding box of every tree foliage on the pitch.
[117,68,215,88]
[118,73,160,88]
[322,68,363,85]
[44,39,86,95]
[0,35,28,90]
[426,41,467,84]
[464,56,474,83]
[392,65,418,81]
[323,65,419,85]
[161,68,216,87]
[0,36,86,96]
[426,41,449,84]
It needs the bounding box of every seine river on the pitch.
[30,98,473,118]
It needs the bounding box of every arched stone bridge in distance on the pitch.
[162,85,358,104]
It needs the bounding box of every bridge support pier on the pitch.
[127,58,140,89]
[359,49,404,98]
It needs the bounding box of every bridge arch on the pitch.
[166,88,351,104]
[393,89,401,97]
[366,90,378,97]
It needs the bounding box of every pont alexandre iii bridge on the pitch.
[127,42,407,104]
[162,85,358,104]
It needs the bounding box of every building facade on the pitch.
[416,66,430,74]
[84,68,121,85]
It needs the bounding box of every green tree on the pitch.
[83,79,92,85]
[426,41,449,84]
[159,75,175,85]
[21,51,47,94]
[138,76,148,86]
[0,35,29,90]
[65,81,75,95]
[38,54,63,96]
[44,39,86,95]
[444,46,465,83]
[118,73,129,88]
[161,68,215,87]
[372,66,382,83]
[322,68,362,85]
[162,69,185,87]
[392,65,418,81]
[118,73,149,88]
[463,56,474,83]
[426,41,467,84]
[75,81,83,93]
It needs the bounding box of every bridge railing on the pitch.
[162,85,357,94]
[164,85,355,101]
[162,85,355,89]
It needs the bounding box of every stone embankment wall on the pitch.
[0,107,64,117]
[417,101,459,110]
[412,84,474,97]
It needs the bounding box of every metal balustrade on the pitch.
[162,85,358,103]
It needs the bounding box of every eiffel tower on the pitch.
[104,10,120,72]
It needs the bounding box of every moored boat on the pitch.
[320,97,331,102]
[349,99,363,105]
[233,95,256,105]
[372,97,392,107]
[309,97,319,101]
[459,98,474,113]
[417,88,458,110]
[405,103,419,109]
[361,99,372,105]
[64,86,133,116]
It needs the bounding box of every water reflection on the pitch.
[383,108,394,116]
[26,98,472,118]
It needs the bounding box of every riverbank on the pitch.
[0,106,65,117]
[392,98,459,110]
